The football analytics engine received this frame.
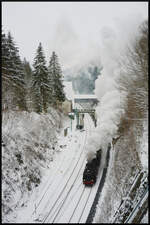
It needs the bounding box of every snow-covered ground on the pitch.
[138,117,148,172]
[2,108,108,223]
[2,108,66,223]
[140,210,148,223]
[93,116,148,224]
[2,105,148,223]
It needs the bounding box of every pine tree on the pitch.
[48,51,65,107]
[2,31,9,76]
[8,32,27,110]
[32,42,50,113]
[23,58,33,111]
[23,58,32,81]
[2,31,27,110]
[2,30,10,110]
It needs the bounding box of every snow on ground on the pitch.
[140,210,148,223]
[92,142,121,224]
[2,108,107,223]
[138,117,148,172]
[2,108,66,223]
[13,113,91,223]
[8,115,74,223]
[93,115,148,224]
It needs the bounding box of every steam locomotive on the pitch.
[83,149,101,186]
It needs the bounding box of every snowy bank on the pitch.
[2,109,67,222]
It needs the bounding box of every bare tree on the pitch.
[117,20,148,136]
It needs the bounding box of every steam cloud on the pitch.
[49,16,101,71]
[86,14,145,161]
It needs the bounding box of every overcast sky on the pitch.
[2,1,148,70]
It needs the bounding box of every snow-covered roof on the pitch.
[63,81,74,100]
[74,94,97,99]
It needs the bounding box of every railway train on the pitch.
[83,149,101,186]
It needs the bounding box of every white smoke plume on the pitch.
[48,16,101,72]
[86,14,145,161]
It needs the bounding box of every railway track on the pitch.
[112,170,148,224]
[43,112,91,223]
[25,123,85,222]
[50,112,106,224]
[46,107,107,224]
[24,104,106,223]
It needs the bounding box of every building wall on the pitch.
[62,99,72,115]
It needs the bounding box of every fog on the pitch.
[2,2,148,71]
[2,3,148,156]
[48,16,102,72]
[85,12,148,160]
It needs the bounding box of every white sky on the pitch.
[2,2,148,69]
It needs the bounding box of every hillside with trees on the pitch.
[2,30,66,221]
[93,19,148,223]
[2,31,27,111]
[2,31,65,113]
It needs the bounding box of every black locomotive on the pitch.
[83,149,101,186]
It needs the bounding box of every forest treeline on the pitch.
[2,31,65,113]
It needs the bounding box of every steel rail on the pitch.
[125,186,148,223]
[42,115,89,223]
[50,182,83,222]
[51,108,94,223]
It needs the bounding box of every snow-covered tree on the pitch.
[2,31,9,75]
[32,42,50,113]
[2,30,10,110]
[23,58,33,111]
[23,58,32,82]
[2,31,27,110]
[115,19,148,177]
[48,51,65,106]
[118,19,148,135]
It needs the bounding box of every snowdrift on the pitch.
[2,109,65,222]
